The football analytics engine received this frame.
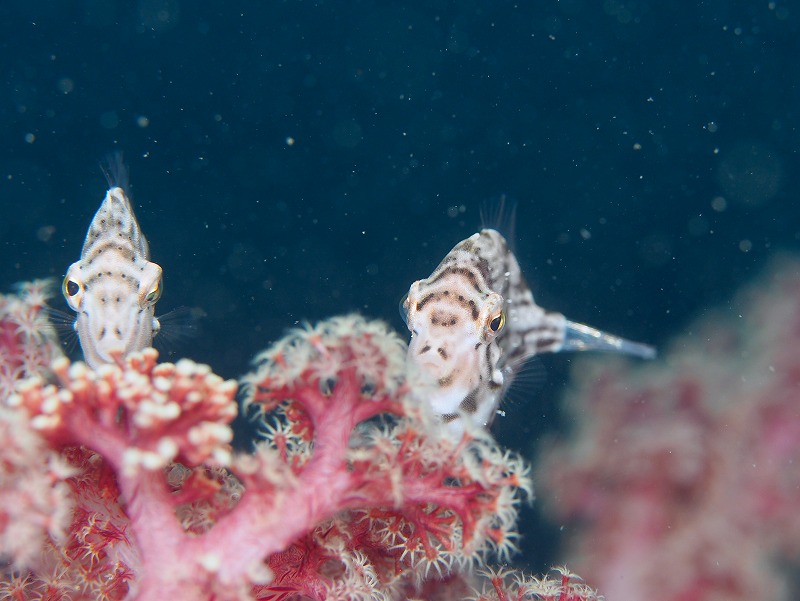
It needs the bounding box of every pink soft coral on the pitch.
[538,258,800,601]
[1,283,582,601]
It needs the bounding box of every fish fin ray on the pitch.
[480,195,517,251]
[563,319,656,359]
[100,150,131,194]
[153,306,205,360]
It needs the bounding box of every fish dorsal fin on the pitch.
[480,195,517,251]
[100,151,131,194]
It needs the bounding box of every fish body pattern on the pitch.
[403,228,654,433]
[62,161,162,369]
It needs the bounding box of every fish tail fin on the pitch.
[562,319,656,359]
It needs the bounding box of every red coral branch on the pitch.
[0,285,587,601]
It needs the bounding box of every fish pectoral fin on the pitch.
[562,319,656,359]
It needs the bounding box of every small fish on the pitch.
[62,155,163,369]
[402,220,654,434]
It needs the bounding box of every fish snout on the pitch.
[104,347,126,367]
[409,336,455,370]
[91,317,143,366]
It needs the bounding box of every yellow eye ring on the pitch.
[144,282,162,305]
[488,312,505,333]
[63,277,81,297]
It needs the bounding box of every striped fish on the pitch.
[402,226,654,434]
[62,157,162,369]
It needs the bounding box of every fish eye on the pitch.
[144,281,162,304]
[398,293,409,326]
[63,278,81,297]
[488,312,505,333]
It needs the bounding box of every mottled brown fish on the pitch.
[402,226,654,434]
[62,156,162,369]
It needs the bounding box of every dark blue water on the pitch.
[2,0,798,573]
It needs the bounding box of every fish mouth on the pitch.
[84,342,129,368]
[418,359,446,372]
[101,347,126,365]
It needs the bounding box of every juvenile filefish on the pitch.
[402,225,654,434]
[62,156,163,369]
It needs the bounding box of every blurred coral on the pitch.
[0,285,592,601]
[537,258,800,601]
[0,280,73,575]
[0,280,61,398]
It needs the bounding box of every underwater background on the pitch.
[1,0,798,575]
